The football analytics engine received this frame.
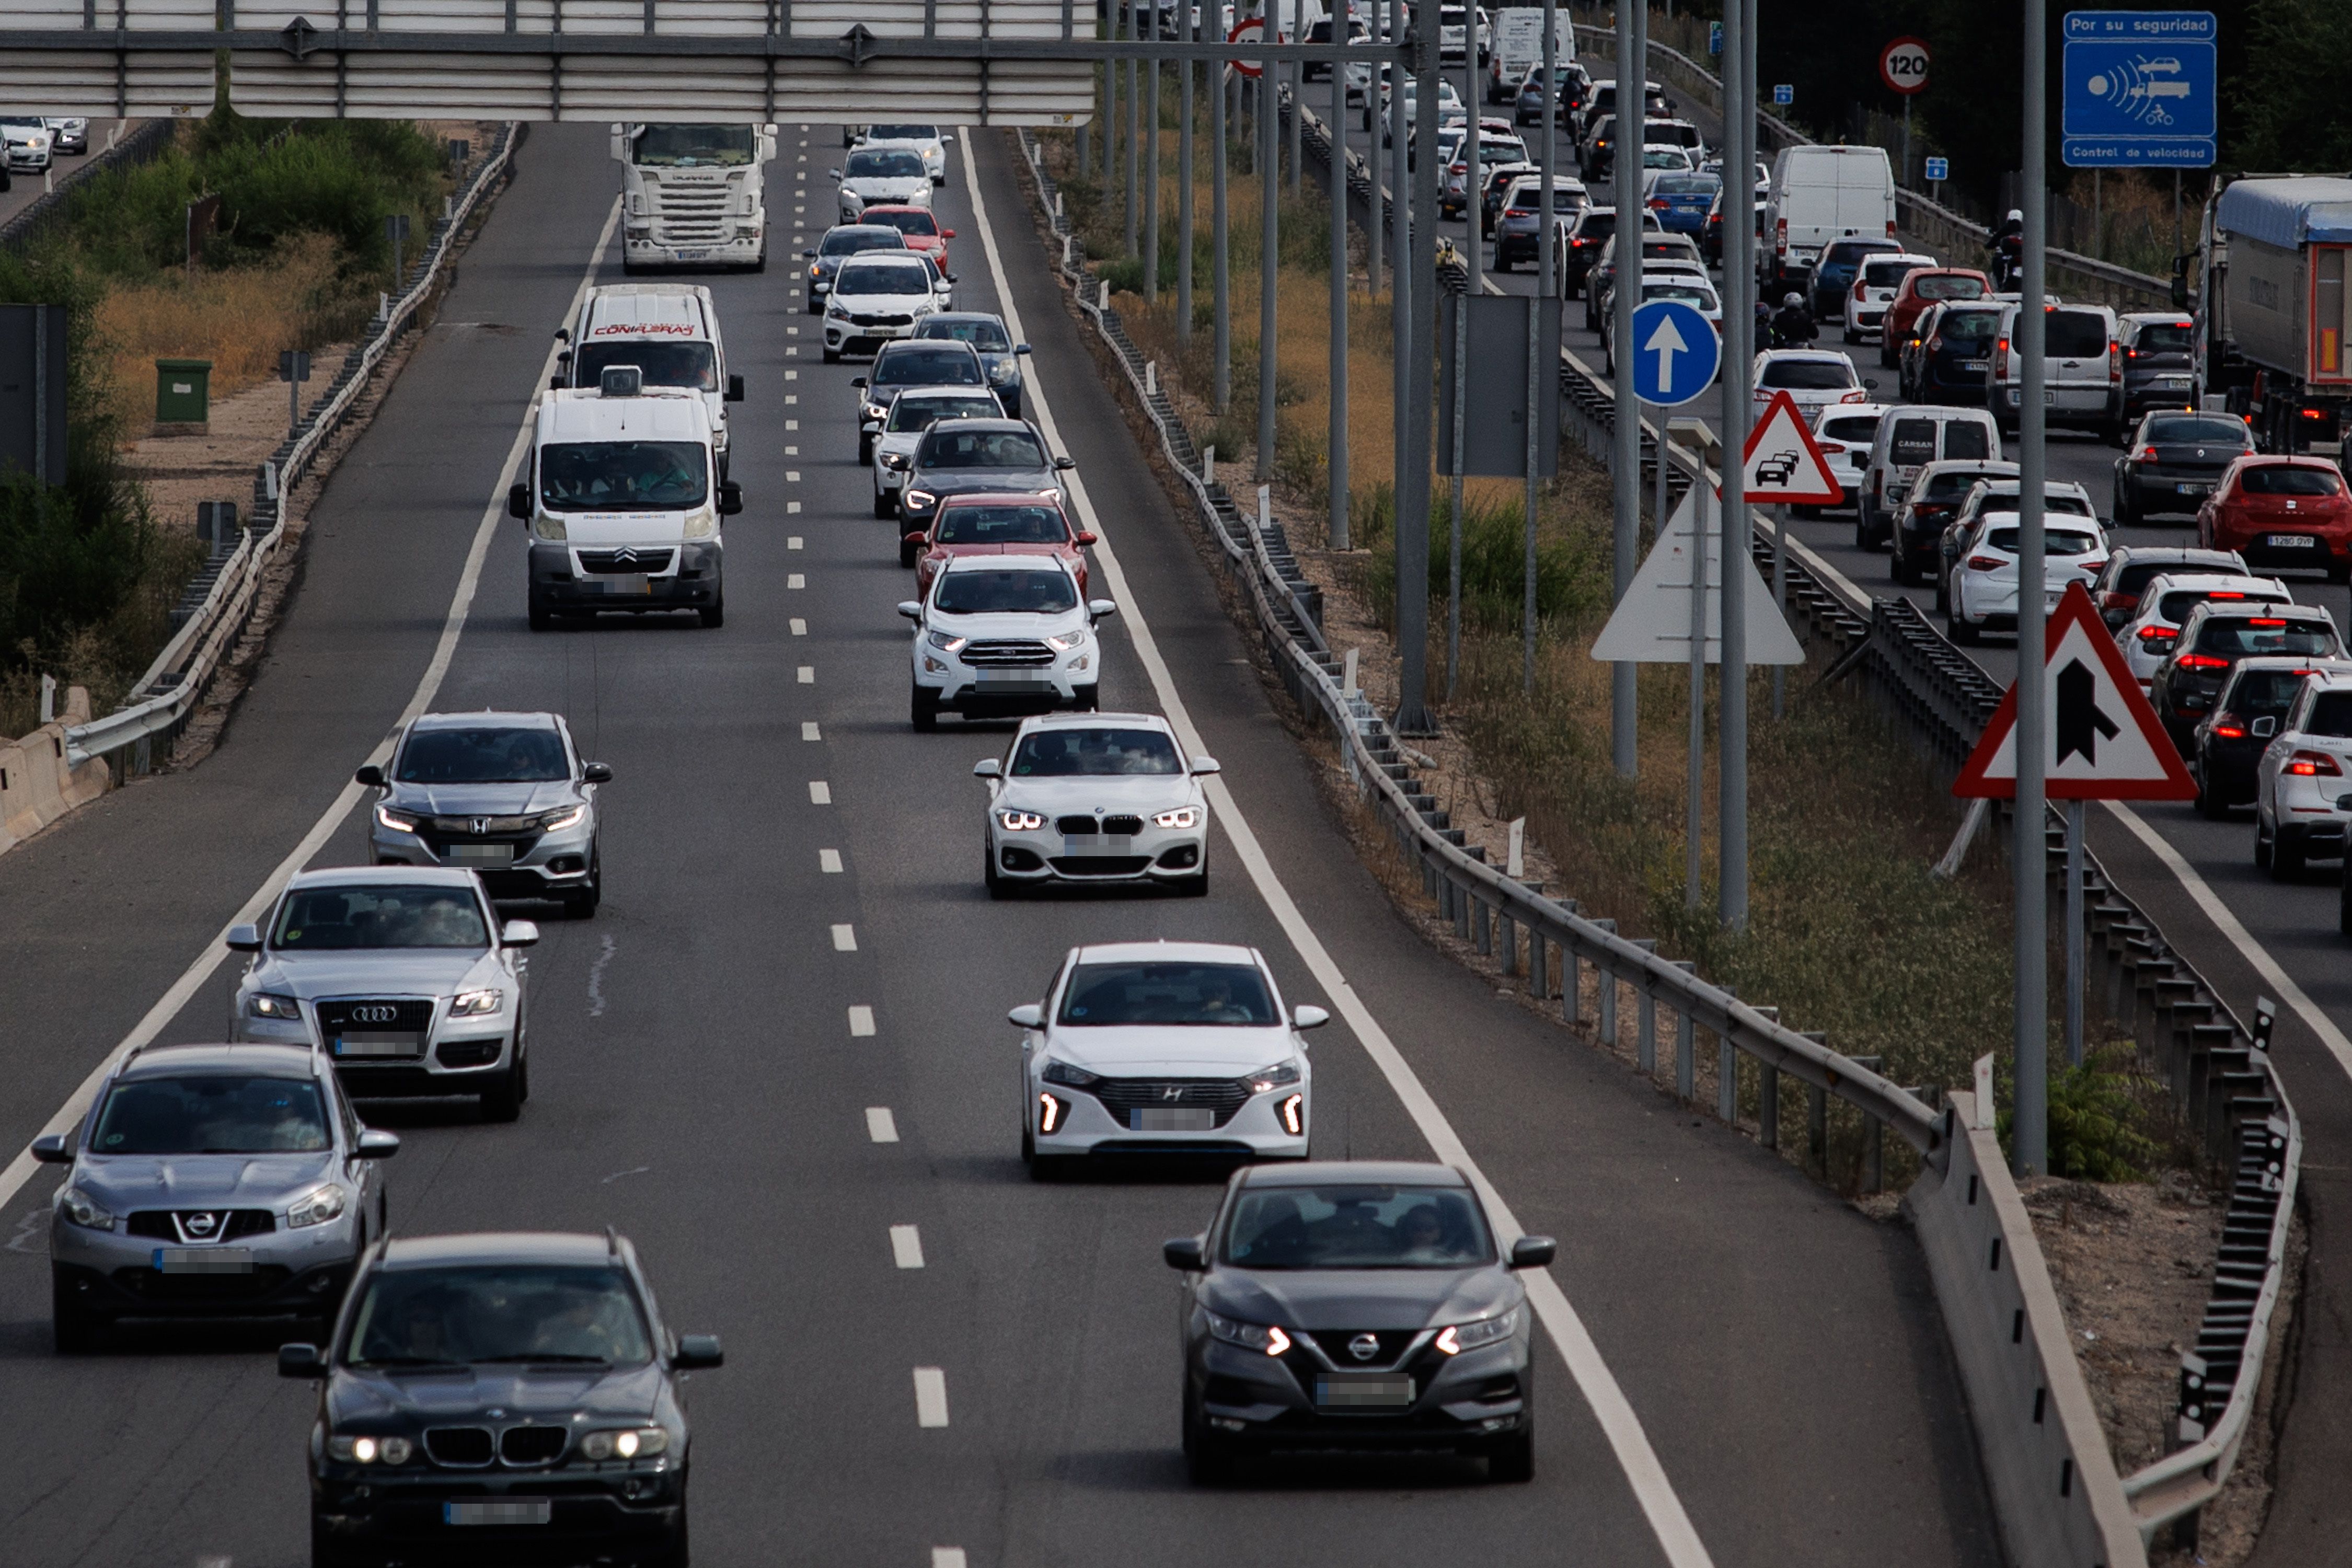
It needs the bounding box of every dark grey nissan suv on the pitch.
[1165,1160,1553,1482]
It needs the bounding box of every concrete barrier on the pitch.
[0,688,110,855]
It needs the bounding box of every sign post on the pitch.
[2060,9,2219,169]
[1878,37,1928,186]
[1924,154,1949,203]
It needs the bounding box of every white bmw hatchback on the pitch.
[974,712,1216,897]
[1016,941,1324,1171]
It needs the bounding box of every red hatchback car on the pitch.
[908,492,1095,596]
[857,205,953,271]
[2197,456,2352,583]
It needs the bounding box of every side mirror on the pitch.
[582,762,614,785]
[353,764,384,788]
[972,758,1004,779]
[851,376,868,389]
[897,600,923,620]
[554,327,571,344]
[354,1128,401,1160]
[718,480,744,516]
[674,1334,725,1370]
[801,249,816,259]
[30,1133,72,1165]
[1073,531,1099,546]
[725,374,745,402]
[1190,755,1221,775]
[226,923,263,953]
[829,168,842,180]
[1007,1003,1044,1030]
[1292,1004,1330,1030]
[943,228,957,238]
[549,374,566,393]
[2252,715,2278,738]
[501,919,540,949]
[1054,455,1079,470]
[946,273,959,285]
[1087,599,1119,619]
[1863,377,1880,390]
[1015,343,1033,355]
[902,532,928,548]
[508,483,531,520]
[1163,1237,1206,1271]
[278,1343,323,1379]
[1509,1235,1559,1270]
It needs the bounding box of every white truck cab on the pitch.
[612,122,777,273]
[555,284,744,472]
[511,366,742,631]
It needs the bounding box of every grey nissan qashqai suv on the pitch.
[1166,1160,1555,1483]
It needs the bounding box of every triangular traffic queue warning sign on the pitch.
[1953,581,2198,801]
[1740,388,1845,505]
[1588,489,1806,665]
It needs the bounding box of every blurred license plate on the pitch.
[2176,483,2209,495]
[975,673,1046,687]
[595,575,652,595]
[1317,1376,1415,1408]
[333,1033,422,1057]
[1962,359,1988,371]
[449,843,513,863]
[445,1501,551,1527]
[2269,534,2316,548]
[673,249,710,261]
[1130,1108,1217,1131]
[155,1248,252,1273]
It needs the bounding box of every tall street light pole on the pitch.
[2013,0,2051,1178]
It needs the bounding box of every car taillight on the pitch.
[1839,389,1867,402]
[2249,618,2288,627]
[2135,445,2159,461]
[1886,218,1897,237]
[2177,653,2230,669]
[1967,555,2003,571]
[2136,626,2177,644]
[1648,198,1668,209]
[1776,216,1786,253]
[2210,591,2246,599]
[2288,750,2343,777]
[2212,723,2246,738]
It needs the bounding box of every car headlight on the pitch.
[863,402,889,423]
[990,362,1019,383]
[59,1187,114,1231]
[827,304,849,319]
[1241,1062,1305,1099]
[904,489,936,509]
[374,803,420,835]
[248,993,303,1020]
[880,451,909,470]
[927,629,967,653]
[1040,1058,1099,1087]
[537,804,588,832]
[451,988,504,1017]
[287,1183,349,1229]
[683,507,716,539]
[1153,806,1202,831]
[530,514,567,541]
[580,1426,670,1461]
[1045,627,1088,652]
[998,810,1044,831]
[1436,1307,1521,1355]
[1204,1311,1292,1356]
[328,1434,414,1465]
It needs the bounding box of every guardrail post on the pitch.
[1529,932,1548,1001]
[1673,962,1697,1099]
[1599,967,1617,1049]
[1499,913,1517,975]
[1759,1063,1780,1150]
[1473,896,1491,955]
[1808,1083,1828,1175]
[1636,988,1656,1076]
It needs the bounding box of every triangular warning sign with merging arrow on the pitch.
[1953,581,2197,800]
[1588,489,1806,664]
[1741,389,1845,505]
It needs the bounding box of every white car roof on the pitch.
[2137,572,2286,602]
[580,288,710,339]
[285,864,483,891]
[540,387,710,442]
[941,551,1070,575]
[1757,349,1854,367]
[1073,939,1264,967]
[1815,403,1895,425]
[1020,710,1173,733]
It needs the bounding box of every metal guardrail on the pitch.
[0,119,175,254]
[63,123,520,777]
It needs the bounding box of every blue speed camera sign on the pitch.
[1771,83,1793,106]
[2061,10,2217,167]
[1924,156,1949,181]
[1630,299,1721,408]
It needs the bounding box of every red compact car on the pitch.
[1877,267,1992,368]
[857,205,953,271]
[909,492,1095,597]
[2197,456,2352,583]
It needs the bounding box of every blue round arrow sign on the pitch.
[1629,298,1721,407]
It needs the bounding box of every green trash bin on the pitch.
[154,358,212,431]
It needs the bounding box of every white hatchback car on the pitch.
[872,386,1005,516]
[1754,349,1869,423]
[823,255,943,361]
[901,554,1114,729]
[834,145,934,224]
[1841,252,1937,344]
[2255,671,2352,877]
[1808,403,1889,521]
[1015,940,1324,1170]
[2122,573,2293,686]
[854,122,948,183]
[1946,510,2111,645]
[974,712,1217,897]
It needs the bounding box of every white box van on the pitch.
[1763,144,1896,294]
[1989,301,2119,434]
[1485,7,1574,102]
[511,367,743,631]
[1857,406,2002,546]
[556,284,744,474]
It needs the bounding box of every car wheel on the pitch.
[822,347,840,364]
[986,844,1014,900]
[1891,549,1915,586]
[1486,1424,1535,1483]
[1934,571,1949,612]
[898,537,920,569]
[643,1494,689,1568]
[529,595,557,632]
[2331,561,2352,587]
[565,857,601,919]
[1853,508,1871,550]
[1947,604,1978,646]
[1174,867,1209,898]
[1878,339,1897,370]
[1073,684,1100,712]
[910,684,941,731]
[2339,871,2352,939]
[312,1513,372,1568]
[1020,1118,1035,1163]
[480,1060,524,1123]
[2275,827,2306,881]
[2194,766,2226,819]
[698,593,724,630]
[1182,1393,1233,1485]
[51,1272,99,1355]
[2254,817,2273,870]
[873,488,896,519]
[858,436,874,466]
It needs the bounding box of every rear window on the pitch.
[1654,175,1714,196]
[2147,416,2249,445]
[2305,692,2352,737]
[1862,259,1928,287]
[2043,309,2111,360]
[1574,211,1618,239]
[2159,588,2279,622]
[2134,322,2194,354]
[1889,419,1939,466]
[1938,309,1999,340]
[1943,423,1993,461]
[1987,527,2102,557]
[1819,414,1881,444]
[1822,239,1897,269]
[2241,466,2346,497]
[1760,360,1857,390]
[2194,617,2341,658]
[1916,274,1988,302]
[1924,468,1998,501]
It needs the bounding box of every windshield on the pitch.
[539,440,708,512]
[2242,465,2346,497]
[2194,618,2341,658]
[890,395,999,432]
[1058,961,1276,1025]
[821,228,906,256]
[918,428,1048,469]
[396,726,568,784]
[1938,309,1999,340]
[1761,360,1857,390]
[574,341,714,393]
[629,124,754,167]
[91,1076,330,1155]
[1987,526,2101,557]
[1916,274,1988,302]
[1223,1184,1495,1269]
[272,885,490,950]
[917,317,1012,351]
[846,149,926,179]
[861,207,939,237]
[1011,727,1181,776]
[2043,310,2111,359]
[2135,322,2194,354]
[937,503,1069,545]
[345,1265,653,1369]
[2147,416,2247,444]
[834,262,932,297]
[876,347,982,387]
[933,567,1077,615]
[866,124,938,142]
[1863,259,1928,287]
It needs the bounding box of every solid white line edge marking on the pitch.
[0,197,626,1221]
[962,128,1711,1568]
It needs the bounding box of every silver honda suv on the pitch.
[33,1040,399,1352]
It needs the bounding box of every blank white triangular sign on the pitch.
[1589,491,1806,664]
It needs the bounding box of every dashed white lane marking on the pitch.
[831,923,857,951]
[848,1004,875,1034]
[788,534,804,547]
[791,618,809,635]
[786,370,798,381]
[820,848,844,873]
[790,574,806,589]
[866,1106,899,1143]
[586,934,617,1018]
[786,446,800,456]
[802,721,822,740]
[786,392,797,403]
[809,780,832,804]
[797,666,815,684]
[962,126,1713,1568]
[786,418,800,430]
[786,345,799,356]
[932,1552,967,1568]
[789,502,803,514]
[890,1224,926,1269]
[913,1368,950,1427]
[787,469,801,481]
[787,326,799,337]
[197,1556,232,1568]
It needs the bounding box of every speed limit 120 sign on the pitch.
[1228,17,1266,77]
[1880,36,1930,95]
